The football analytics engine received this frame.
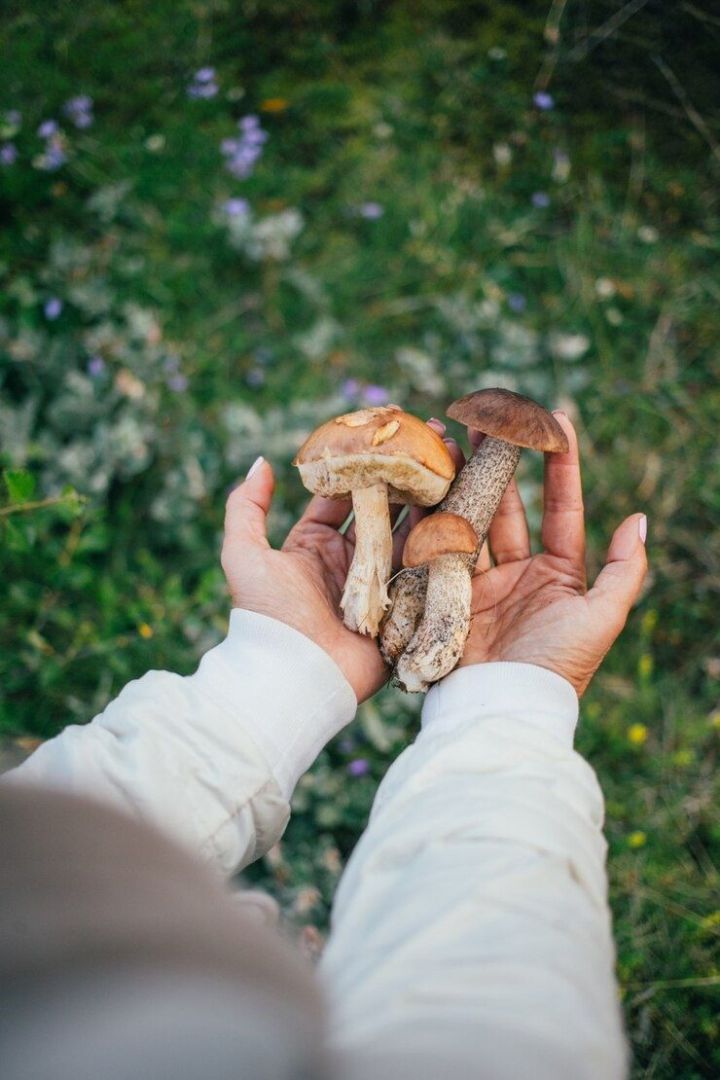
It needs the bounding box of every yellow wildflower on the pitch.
[138,623,153,639]
[641,609,658,634]
[261,97,289,113]
[671,748,694,768]
[628,723,648,746]
[628,831,647,849]
[700,911,720,931]
[638,653,654,679]
[709,711,720,730]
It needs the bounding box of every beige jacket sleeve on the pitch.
[321,664,628,1080]
[5,610,357,875]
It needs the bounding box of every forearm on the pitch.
[321,664,627,1079]
[5,610,357,875]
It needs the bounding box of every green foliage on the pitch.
[1,3,719,1075]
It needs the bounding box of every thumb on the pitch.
[223,456,274,551]
[587,513,648,632]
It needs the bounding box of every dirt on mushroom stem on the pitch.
[380,437,521,676]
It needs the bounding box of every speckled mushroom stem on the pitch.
[341,483,393,637]
[394,554,473,693]
[380,436,521,678]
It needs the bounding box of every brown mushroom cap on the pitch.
[402,511,478,568]
[294,405,455,505]
[446,388,569,453]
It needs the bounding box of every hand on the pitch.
[458,413,648,696]
[221,426,464,704]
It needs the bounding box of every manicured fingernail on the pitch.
[246,455,264,479]
[638,514,647,544]
[428,417,446,433]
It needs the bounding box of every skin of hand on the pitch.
[221,421,464,704]
[459,412,648,696]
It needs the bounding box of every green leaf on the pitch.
[4,469,36,504]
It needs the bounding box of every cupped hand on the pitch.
[221,425,463,704]
[459,413,648,697]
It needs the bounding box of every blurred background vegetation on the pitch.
[1,1,719,1074]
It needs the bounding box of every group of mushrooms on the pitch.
[294,388,568,693]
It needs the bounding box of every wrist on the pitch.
[423,662,579,746]
[195,609,357,798]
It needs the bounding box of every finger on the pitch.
[476,540,492,573]
[297,493,353,530]
[223,457,274,551]
[541,411,586,568]
[487,477,531,565]
[587,514,648,632]
[469,429,486,451]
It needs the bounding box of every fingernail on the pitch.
[638,514,647,544]
[553,409,568,418]
[246,455,264,479]
[428,417,446,434]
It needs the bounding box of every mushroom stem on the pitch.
[394,554,473,693]
[380,437,521,672]
[341,483,393,636]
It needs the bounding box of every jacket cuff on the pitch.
[193,610,357,799]
[421,663,579,747]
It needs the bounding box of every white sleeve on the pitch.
[321,663,628,1080]
[5,610,356,876]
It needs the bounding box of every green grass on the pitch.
[1,2,719,1075]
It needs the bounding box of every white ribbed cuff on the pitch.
[421,663,579,747]
[192,610,357,799]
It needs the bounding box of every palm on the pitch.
[223,484,389,703]
[456,412,647,696]
[279,521,387,701]
[461,553,603,695]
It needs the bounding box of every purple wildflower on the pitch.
[507,292,527,313]
[531,191,551,209]
[44,297,63,320]
[347,758,370,778]
[167,373,189,393]
[63,95,94,129]
[163,355,181,373]
[0,143,18,165]
[87,355,106,377]
[533,91,555,111]
[188,82,219,100]
[221,116,268,180]
[339,736,356,754]
[363,384,390,406]
[37,119,59,139]
[223,197,250,217]
[341,378,360,400]
[187,68,219,99]
[359,201,384,220]
[246,368,265,388]
[43,138,67,171]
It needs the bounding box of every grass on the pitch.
[1,2,719,1075]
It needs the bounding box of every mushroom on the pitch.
[383,388,569,691]
[293,405,455,637]
[393,512,478,687]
